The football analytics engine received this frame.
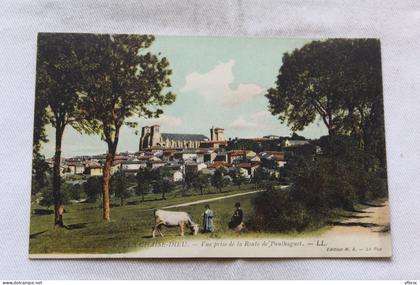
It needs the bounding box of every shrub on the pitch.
[251,190,325,232]
[39,188,54,208]
[84,176,102,203]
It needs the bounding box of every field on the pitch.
[29,183,327,254]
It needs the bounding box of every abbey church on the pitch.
[139,125,225,150]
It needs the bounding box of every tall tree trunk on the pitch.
[53,125,64,227]
[102,150,115,221]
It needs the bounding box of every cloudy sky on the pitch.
[41,36,328,158]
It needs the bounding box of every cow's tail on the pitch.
[153,209,159,217]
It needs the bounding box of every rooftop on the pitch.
[162,133,209,141]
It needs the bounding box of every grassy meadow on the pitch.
[29,184,253,254]
[29,183,329,254]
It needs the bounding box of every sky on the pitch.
[40,36,328,158]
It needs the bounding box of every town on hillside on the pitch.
[55,126,314,185]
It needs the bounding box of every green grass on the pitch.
[29,183,325,255]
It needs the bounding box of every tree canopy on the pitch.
[35,33,88,226]
[73,34,176,221]
[266,39,383,141]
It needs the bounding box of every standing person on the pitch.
[229,202,244,231]
[202,204,214,232]
[56,204,65,228]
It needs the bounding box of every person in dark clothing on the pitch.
[228,202,244,230]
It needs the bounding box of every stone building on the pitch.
[139,125,209,150]
[210,126,225,141]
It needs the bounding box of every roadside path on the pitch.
[161,189,263,209]
[323,201,390,236]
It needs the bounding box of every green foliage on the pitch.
[84,176,102,203]
[31,154,50,194]
[290,132,306,140]
[252,167,271,188]
[211,168,228,192]
[251,190,325,232]
[226,139,261,152]
[231,169,248,188]
[153,178,175,200]
[111,172,132,206]
[76,34,176,146]
[136,169,152,201]
[192,173,210,195]
[68,184,83,201]
[265,37,389,231]
[253,133,388,233]
[72,34,176,220]
[266,38,383,139]
[292,158,357,211]
[35,33,89,224]
[39,188,54,208]
[227,138,281,152]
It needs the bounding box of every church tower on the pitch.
[150,125,161,147]
[210,126,225,141]
[139,126,151,150]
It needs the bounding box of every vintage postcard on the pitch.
[29,33,391,258]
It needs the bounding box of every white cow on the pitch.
[152,209,199,238]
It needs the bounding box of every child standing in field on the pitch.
[202,204,214,233]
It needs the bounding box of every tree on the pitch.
[136,169,151,202]
[184,172,196,190]
[290,132,306,141]
[39,188,54,208]
[31,153,50,194]
[253,167,271,189]
[84,176,102,203]
[266,39,383,137]
[192,173,209,195]
[68,184,82,201]
[111,171,131,206]
[211,168,227,193]
[78,34,175,221]
[154,178,174,200]
[35,33,86,227]
[231,169,247,188]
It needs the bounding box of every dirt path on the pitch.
[324,201,390,236]
[161,189,263,209]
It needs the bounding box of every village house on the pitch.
[259,151,287,168]
[162,149,178,161]
[213,150,228,163]
[87,163,103,176]
[121,159,147,176]
[207,161,232,171]
[227,150,257,164]
[157,164,184,182]
[173,150,197,162]
[185,161,207,174]
[203,150,217,163]
[237,162,261,178]
[200,168,216,175]
[237,167,251,179]
[169,170,184,182]
[63,161,85,175]
[146,160,166,169]
[282,139,309,148]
